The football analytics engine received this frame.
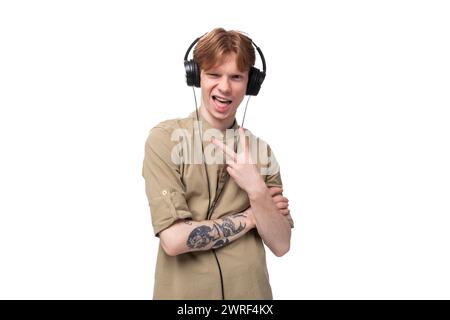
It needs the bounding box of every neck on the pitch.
[199,105,236,131]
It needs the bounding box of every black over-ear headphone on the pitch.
[184,34,267,96]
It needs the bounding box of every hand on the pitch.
[269,187,290,216]
[212,128,265,196]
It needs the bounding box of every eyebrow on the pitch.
[205,70,246,76]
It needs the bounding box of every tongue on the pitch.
[214,97,230,110]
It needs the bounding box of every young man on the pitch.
[142,28,293,300]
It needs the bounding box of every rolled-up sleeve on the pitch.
[142,126,192,236]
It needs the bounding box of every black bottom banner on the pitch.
[0,300,445,319]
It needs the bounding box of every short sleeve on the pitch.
[262,143,294,229]
[264,145,283,188]
[142,126,192,236]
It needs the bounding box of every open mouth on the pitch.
[212,95,232,105]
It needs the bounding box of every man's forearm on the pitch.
[249,183,291,257]
[159,211,254,256]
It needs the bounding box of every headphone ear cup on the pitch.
[184,59,201,87]
[246,67,266,96]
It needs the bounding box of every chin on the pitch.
[212,109,232,119]
[211,104,236,120]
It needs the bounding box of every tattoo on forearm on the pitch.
[186,213,247,250]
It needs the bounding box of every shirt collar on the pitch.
[189,110,239,133]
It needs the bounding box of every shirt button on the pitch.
[161,190,168,196]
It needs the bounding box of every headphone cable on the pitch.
[193,87,212,217]
[240,95,251,129]
[191,87,252,300]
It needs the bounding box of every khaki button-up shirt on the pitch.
[142,111,293,300]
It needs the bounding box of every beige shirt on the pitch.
[142,111,293,300]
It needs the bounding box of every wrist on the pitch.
[247,180,268,201]
[245,208,256,229]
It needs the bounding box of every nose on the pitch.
[217,76,231,94]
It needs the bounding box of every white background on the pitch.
[0,0,449,299]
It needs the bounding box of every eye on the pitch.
[206,73,220,78]
[231,75,243,81]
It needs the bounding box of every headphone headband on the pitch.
[183,35,266,75]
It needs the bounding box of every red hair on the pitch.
[193,28,256,72]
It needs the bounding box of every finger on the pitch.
[212,137,236,162]
[226,165,236,178]
[273,195,289,203]
[276,201,289,209]
[269,187,283,197]
[239,127,249,155]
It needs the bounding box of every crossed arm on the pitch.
[159,186,291,257]
[158,128,292,257]
[159,211,252,256]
